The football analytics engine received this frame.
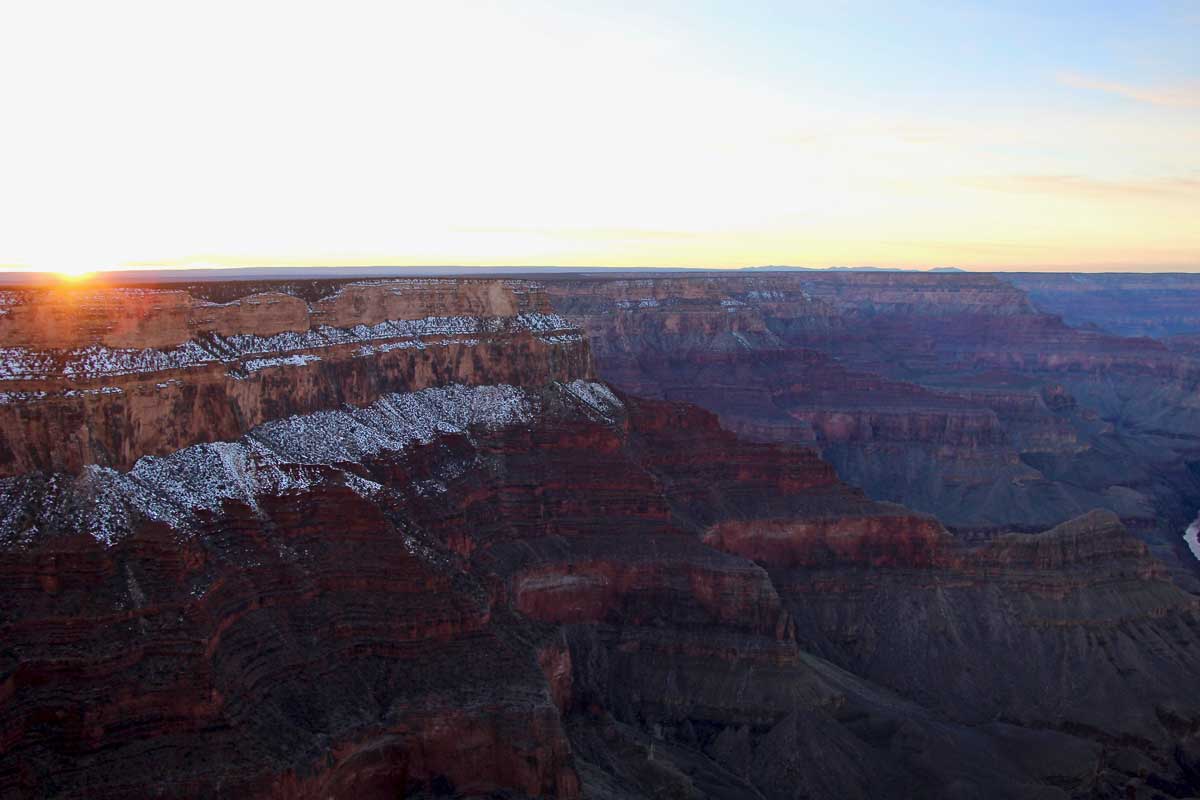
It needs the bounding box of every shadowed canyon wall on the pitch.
[547,272,1200,591]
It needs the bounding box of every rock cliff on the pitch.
[0,280,587,475]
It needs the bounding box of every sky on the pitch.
[1,1,1197,273]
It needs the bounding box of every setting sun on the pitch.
[55,268,93,281]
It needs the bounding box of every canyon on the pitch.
[1,272,1198,799]
[548,271,1200,587]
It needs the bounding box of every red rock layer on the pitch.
[0,480,581,799]
[0,279,589,475]
[702,514,948,569]
[0,279,551,350]
[0,332,587,476]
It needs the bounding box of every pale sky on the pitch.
[1,1,1198,273]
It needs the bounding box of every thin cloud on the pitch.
[1057,71,1200,108]
[965,174,1200,199]
[455,227,705,241]
[872,239,1046,255]
[773,124,948,148]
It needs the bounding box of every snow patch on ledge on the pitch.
[1185,515,1200,562]
[0,312,581,381]
[0,381,625,547]
[0,391,48,405]
[241,354,322,374]
[63,386,124,397]
[131,383,536,520]
[560,379,623,422]
[354,336,481,358]
[615,298,661,309]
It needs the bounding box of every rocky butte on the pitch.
[0,272,1198,799]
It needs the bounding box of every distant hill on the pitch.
[743,265,966,272]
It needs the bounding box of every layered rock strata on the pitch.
[546,272,1200,587]
[2,275,1200,799]
[0,280,586,475]
[1005,272,1200,338]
